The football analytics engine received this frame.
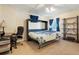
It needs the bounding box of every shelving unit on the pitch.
[63,16,79,42]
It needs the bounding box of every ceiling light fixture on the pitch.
[46,7,55,13]
[50,7,55,11]
[46,8,50,12]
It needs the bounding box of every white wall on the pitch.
[1,5,79,38]
[28,14,49,30]
[0,5,30,33]
[0,5,3,24]
[0,5,50,40]
[52,9,79,37]
[59,9,79,30]
[0,5,31,40]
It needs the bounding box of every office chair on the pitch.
[10,26,24,49]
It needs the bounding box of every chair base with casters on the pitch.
[17,39,23,45]
[16,35,24,45]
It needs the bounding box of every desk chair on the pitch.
[10,26,24,49]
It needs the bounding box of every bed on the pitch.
[28,31,60,48]
[26,19,60,49]
[29,31,57,43]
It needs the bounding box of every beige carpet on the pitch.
[9,39,79,55]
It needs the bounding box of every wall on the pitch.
[1,5,79,38]
[29,14,50,30]
[0,5,30,40]
[2,5,30,33]
[38,15,50,30]
[0,5,49,40]
[53,9,79,37]
[0,5,3,25]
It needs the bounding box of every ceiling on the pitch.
[2,4,79,16]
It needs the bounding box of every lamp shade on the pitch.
[0,20,6,28]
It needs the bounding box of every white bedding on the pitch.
[29,31,58,44]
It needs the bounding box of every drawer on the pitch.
[0,40,10,45]
[0,45,10,53]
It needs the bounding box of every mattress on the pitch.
[29,31,57,44]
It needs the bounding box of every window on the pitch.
[49,18,60,31]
